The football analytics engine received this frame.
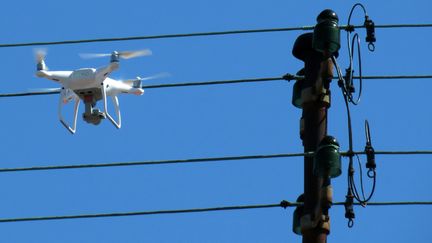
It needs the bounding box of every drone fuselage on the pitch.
[36,62,144,96]
[36,58,144,134]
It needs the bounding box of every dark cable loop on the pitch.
[356,154,367,200]
[346,27,364,106]
[348,219,354,228]
[348,3,368,25]
[368,42,375,52]
[332,55,376,205]
[367,169,376,178]
[345,3,371,106]
[349,33,363,105]
[350,164,377,204]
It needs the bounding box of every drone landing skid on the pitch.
[102,82,121,129]
[58,94,80,134]
[58,86,121,134]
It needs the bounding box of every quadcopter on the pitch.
[35,49,156,134]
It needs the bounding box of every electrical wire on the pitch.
[0,24,431,48]
[0,200,430,223]
[345,3,368,105]
[346,33,363,105]
[332,55,377,205]
[0,152,312,173]
[0,202,285,223]
[365,150,432,155]
[1,74,432,98]
[0,150,431,173]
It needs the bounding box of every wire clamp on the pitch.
[280,200,291,209]
[283,73,296,81]
[344,191,355,228]
[364,17,376,52]
[345,24,355,32]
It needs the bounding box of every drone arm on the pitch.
[36,71,71,83]
[96,62,119,79]
[58,91,80,134]
[101,82,121,129]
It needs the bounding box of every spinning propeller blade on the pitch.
[119,49,152,59]
[34,48,47,62]
[137,72,170,81]
[122,72,170,86]
[79,49,152,60]
[78,53,111,59]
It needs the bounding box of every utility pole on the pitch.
[292,9,340,243]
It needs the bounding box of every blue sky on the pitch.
[0,0,431,242]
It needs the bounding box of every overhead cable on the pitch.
[0,150,431,173]
[0,152,311,173]
[0,200,430,223]
[0,24,431,48]
[1,74,432,98]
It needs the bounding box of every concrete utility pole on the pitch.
[292,9,340,243]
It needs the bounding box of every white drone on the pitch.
[35,49,157,134]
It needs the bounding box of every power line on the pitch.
[0,202,285,223]
[0,23,431,48]
[1,150,431,173]
[349,201,432,206]
[0,152,311,173]
[1,74,431,98]
[358,75,432,80]
[0,200,430,223]
[373,23,432,29]
[353,150,432,156]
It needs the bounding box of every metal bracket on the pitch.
[301,87,330,105]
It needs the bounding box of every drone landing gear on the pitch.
[76,88,106,126]
[79,85,121,129]
[58,89,80,134]
[101,82,121,129]
[58,85,121,133]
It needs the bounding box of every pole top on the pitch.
[317,9,339,23]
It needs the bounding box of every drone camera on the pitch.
[83,108,106,125]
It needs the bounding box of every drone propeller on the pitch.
[137,72,170,81]
[79,49,152,60]
[123,72,169,83]
[34,48,47,63]
[122,73,170,88]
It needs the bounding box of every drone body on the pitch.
[35,50,149,134]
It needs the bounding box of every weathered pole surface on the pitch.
[292,9,338,241]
